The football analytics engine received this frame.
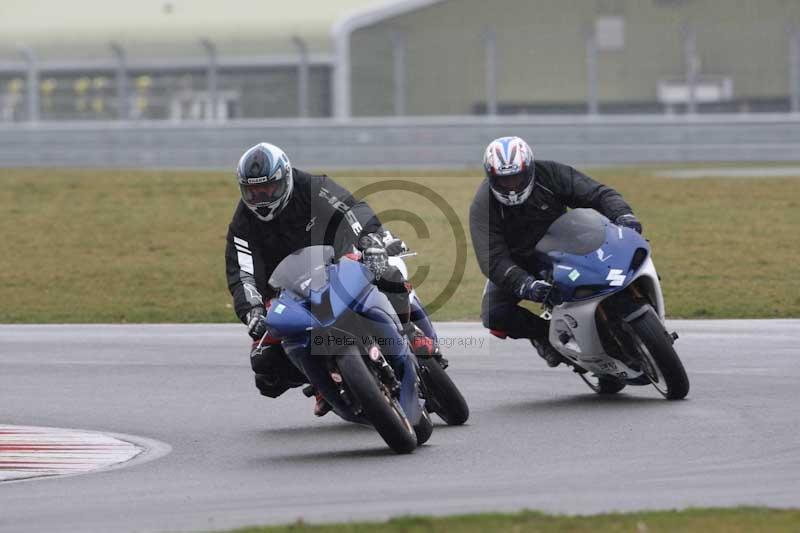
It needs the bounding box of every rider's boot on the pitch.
[411,330,434,356]
[313,391,332,417]
[531,337,565,368]
[405,323,447,364]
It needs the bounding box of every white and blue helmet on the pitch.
[483,136,535,206]
[236,143,293,221]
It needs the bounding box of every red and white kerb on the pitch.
[0,425,142,482]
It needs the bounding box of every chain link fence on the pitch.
[2,10,800,123]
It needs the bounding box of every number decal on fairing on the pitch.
[606,269,626,286]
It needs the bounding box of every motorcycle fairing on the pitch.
[535,209,651,303]
[266,257,373,339]
[535,209,668,382]
[266,253,422,426]
[351,285,423,425]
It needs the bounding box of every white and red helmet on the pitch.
[483,136,535,206]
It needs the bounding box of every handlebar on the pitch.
[542,284,563,310]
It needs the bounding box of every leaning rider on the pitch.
[225,143,439,416]
[469,136,642,367]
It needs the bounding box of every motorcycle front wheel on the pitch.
[419,358,469,425]
[336,345,418,454]
[627,309,690,400]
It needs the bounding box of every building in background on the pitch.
[2,0,800,122]
[343,0,800,117]
[0,0,380,121]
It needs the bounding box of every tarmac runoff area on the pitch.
[1,320,799,533]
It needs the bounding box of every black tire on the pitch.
[419,358,469,425]
[628,309,690,400]
[414,408,434,446]
[579,373,627,395]
[336,346,417,454]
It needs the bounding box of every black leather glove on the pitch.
[359,230,407,256]
[380,230,408,256]
[518,276,552,303]
[615,214,643,234]
[246,306,267,340]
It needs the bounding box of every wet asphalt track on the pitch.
[1,320,799,532]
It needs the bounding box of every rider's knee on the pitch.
[250,343,285,373]
[481,313,509,338]
[250,344,305,398]
[254,373,290,398]
[481,304,507,329]
[480,311,494,330]
[481,304,516,336]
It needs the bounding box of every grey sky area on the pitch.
[0,0,385,58]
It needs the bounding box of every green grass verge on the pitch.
[2,166,798,322]
[230,508,800,533]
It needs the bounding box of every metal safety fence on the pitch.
[1,114,799,169]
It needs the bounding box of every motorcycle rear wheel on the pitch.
[627,309,690,400]
[414,408,434,445]
[579,373,626,394]
[336,346,417,454]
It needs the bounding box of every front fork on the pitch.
[596,284,677,372]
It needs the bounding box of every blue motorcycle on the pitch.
[262,245,432,453]
[535,209,690,399]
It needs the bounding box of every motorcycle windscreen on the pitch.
[535,208,607,256]
[268,245,335,297]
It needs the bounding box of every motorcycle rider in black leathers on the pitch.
[469,136,642,367]
[225,143,438,415]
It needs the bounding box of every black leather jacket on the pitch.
[225,169,381,322]
[469,160,633,296]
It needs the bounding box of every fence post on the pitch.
[790,27,800,114]
[17,45,39,123]
[585,29,599,115]
[683,24,698,115]
[110,42,129,120]
[292,36,310,118]
[483,27,498,116]
[200,38,218,121]
[391,31,407,116]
